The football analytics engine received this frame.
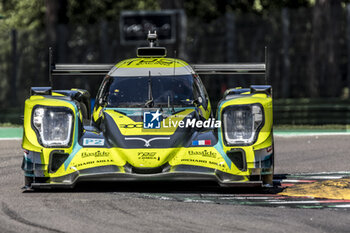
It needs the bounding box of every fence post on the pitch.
[177,9,187,60]
[56,24,68,88]
[347,4,350,98]
[281,8,290,98]
[99,20,110,62]
[11,29,17,105]
[226,12,235,88]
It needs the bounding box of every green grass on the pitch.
[0,122,22,127]
[0,127,23,138]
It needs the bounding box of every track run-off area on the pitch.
[0,132,350,232]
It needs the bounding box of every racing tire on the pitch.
[262,150,274,186]
[24,176,33,187]
[79,102,88,119]
[262,173,273,186]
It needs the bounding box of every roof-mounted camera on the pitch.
[147,31,158,48]
[137,31,167,57]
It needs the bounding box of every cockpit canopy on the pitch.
[101,75,195,108]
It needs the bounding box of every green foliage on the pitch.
[184,0,312,21]
[0,0,45,31]
[0,0,46,109]
[68,0,161,24]
[0,0,319,33]
[184,0,229,22]
[259,0,311,10]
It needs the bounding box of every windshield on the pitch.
[106,75,194,107]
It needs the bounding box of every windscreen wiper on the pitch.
[144,71,154,108]
[168,95,175,113]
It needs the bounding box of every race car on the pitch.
[21,32,274,189]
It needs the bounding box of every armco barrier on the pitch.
[273,98,350,125]
[1,99,350,125]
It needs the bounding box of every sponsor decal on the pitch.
[192,140,211,146]
[144,110,162,129]
[127,59,174,67]
[83,138,105,146]
[143,109,221,130]
[188,150,216,158]
[72,159,114,168]
[181,158,225,167]
[163,118,221,129]
[75,161,95,168]
[181,158,208,164]
[138,152,159,160]
[125,137,170,147]
[81,151,110,158]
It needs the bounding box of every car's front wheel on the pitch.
[262,152,274,187]
[24,176,33,187]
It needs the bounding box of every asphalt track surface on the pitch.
[1,135,350,233]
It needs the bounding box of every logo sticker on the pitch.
[125,137,170,147]
[192,140,211,146]
[81,151,110,158]
[188,150,216,158]
[143,110,162,129]
[138,152,159,160]
[83,138,105,146]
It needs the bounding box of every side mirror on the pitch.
[98,98,106,106]
[198,97,203,104]
[193,97,203,106]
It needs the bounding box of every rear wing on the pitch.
[191,47,268,83]
[51,64,114,76]
[51,63,266,75]
[192,63,265,75]
[49,47,268,84]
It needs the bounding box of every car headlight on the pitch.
[32,107,74,147]
[222,104,264,145]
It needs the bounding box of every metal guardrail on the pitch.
[273,99,350,125]
[2,99,350,125]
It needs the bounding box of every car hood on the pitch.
[102,107,198,149]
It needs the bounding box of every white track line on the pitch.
[219,197,272,200]
[290,171,350,176]
[275,132,350,137]
[0,138,21,141]
[279,180,315,183]
[267,200,321,204]
[303,176,345,179]
[329,204,350,208]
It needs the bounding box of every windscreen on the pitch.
[106,75,194,107]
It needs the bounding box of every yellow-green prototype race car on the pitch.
[22,32,274,189]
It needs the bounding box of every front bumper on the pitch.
[29,165,263,189]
